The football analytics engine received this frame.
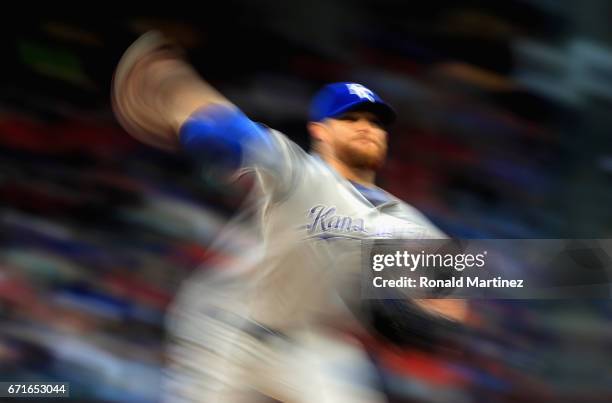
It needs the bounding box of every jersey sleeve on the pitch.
[396,202,448,239]
[179,104,307,200]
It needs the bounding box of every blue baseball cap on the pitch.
[309,82,396,125]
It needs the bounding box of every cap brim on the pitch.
[329,100,396,126]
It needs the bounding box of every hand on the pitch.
[413,299,469,323]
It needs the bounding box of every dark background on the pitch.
[0,2,611,402]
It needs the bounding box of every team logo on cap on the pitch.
[346,83,375,102]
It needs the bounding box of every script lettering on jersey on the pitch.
[302,204,429,240]
[305,205,366,234]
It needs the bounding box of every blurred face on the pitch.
[322,110,388,170]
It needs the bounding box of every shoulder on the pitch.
[391,197,447,238]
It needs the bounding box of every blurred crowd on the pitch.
[1,1,612,402]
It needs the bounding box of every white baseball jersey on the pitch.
[171,127,445,332]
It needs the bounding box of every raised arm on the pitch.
[112,31,232,149]
[112,31,278,174]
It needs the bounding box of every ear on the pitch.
[307,122,328,143]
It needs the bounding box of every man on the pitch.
[113,31,467,403]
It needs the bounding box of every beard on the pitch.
[335,139,387,171]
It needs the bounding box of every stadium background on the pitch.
[1,1,611,402]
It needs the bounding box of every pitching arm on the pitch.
[112,31,285,177]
